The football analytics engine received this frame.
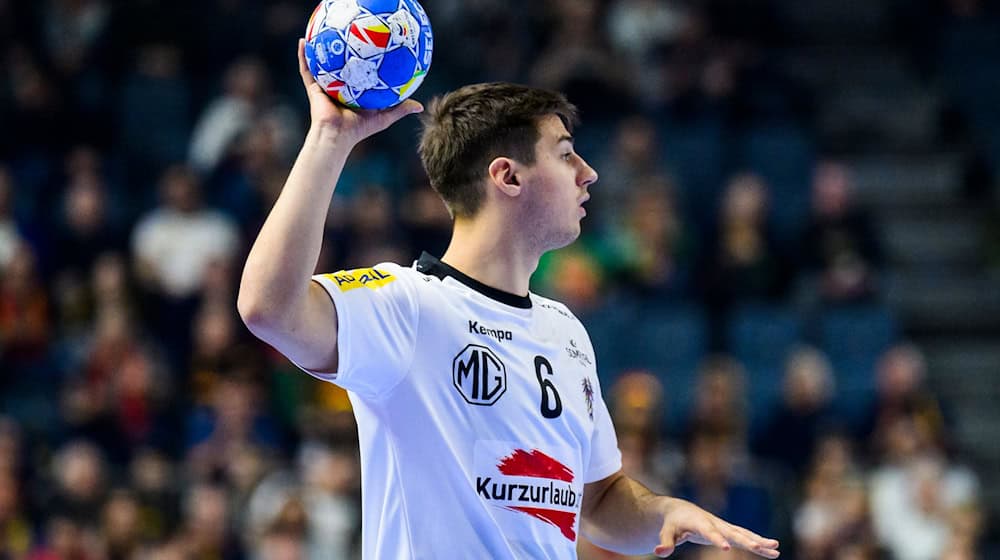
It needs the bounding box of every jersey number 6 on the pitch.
[534,355,563,419]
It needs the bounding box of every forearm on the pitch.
[581,475,672,554]
[238,125,351,323]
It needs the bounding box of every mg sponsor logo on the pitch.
[453,344,507,406]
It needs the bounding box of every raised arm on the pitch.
[237,39,422,371]
[581,470,780,558]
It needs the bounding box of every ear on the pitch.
[487,157,522,198]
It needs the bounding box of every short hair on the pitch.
[418,82,579,218]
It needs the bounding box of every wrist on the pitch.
[308,123,357,150]
[656,496,686,517]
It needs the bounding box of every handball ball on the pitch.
[304,0,433,110]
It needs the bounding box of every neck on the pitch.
[440,213,540,297]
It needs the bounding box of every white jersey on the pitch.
[299,253,622,559]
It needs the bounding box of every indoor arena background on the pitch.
[0,0,998,558]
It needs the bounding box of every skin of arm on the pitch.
[582,470,780,558]
[237,39,422,371]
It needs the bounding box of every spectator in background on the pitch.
[684,355,749,446]
[336,185,408,267]
[40,0,112,145]
[676,431,771,537]
[52,148,122,281]
[133,165,240,299]
[117,43,191,191]
[0,244,51,374]
[399,186,453,258]
[700,173,792,315]
[132,164,239,369]
[28,514,99,560]
[754,346,839,476]
[173,483,244,560]
[534,248,606,315]
[799,161,882,304]
[592,116,668,219]
[99,488,143,560]
[0,467,32,559]
[869,436,980,560]
[188,56,300,177]
[185,372,282,480]
[299,443,360,559]
[128,448,180,543]
[609,370,684,494]
[607,0,689,69]
[793,433,876,560]
[860,343,950,461]
[603,176,697,301]
[61,305,171,462]
[188,300,264,407]
[530,0,633,118]
[3,46,71,163]
[43,441,108,530]
[0,166,25,269]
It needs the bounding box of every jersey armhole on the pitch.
[286,276,345,383]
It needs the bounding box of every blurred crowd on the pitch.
[1,0,996,559]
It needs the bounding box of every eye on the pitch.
[561,152,573,161]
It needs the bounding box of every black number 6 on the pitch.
[534,355,562,419]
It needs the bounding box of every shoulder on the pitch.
[531,294,581,324]
[314,261,419,293]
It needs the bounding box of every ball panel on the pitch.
[305,2,326,41]
[397,69,426,97]
[358,0,402,13]
[326,0,362,29]
[310,28,347,73]
[357,88,403,110]
[377,47,418,87]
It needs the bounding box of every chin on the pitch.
[547,226,581,251]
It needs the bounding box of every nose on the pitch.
[579,158,598,187]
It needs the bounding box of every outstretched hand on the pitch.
[654,499,780,558]
[297,38,423,145]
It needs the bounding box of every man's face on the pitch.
[518,115,598,251]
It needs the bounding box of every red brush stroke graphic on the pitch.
[505,506,576,541]
[497,449,574,482]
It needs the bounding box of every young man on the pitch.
[238,40,781,559]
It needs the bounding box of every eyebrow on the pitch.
[557,135,575,146]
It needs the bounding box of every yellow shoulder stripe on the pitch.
[323,268,396,292]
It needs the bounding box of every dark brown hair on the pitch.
[418,82,578,218]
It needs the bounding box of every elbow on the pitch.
[237,289,276,335]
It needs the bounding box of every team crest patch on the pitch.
[581,377,594,420]
[324,268,396,291]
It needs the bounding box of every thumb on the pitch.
[654,527,676,558]
[368,99,424,134]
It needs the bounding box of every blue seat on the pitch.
[819,304,898,393]
[658,115,727,225]
[736,124,815,239]
[726,305,804,415]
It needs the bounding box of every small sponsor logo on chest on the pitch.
[469,320,513,343]
[565,339,591,366]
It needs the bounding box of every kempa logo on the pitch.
[468,320,513,343]
[453,344,507,406]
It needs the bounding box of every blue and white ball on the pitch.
[304,0,433,110]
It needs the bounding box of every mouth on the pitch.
[578,195,589,217]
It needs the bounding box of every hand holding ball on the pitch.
[304,0,433,110]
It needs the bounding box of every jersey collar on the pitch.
[416,252,533,309]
